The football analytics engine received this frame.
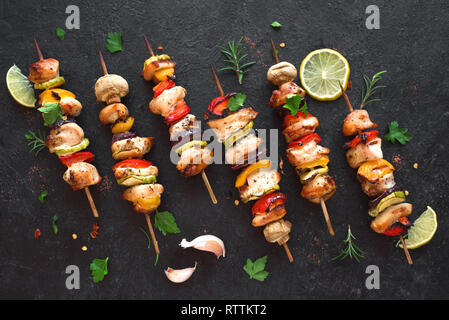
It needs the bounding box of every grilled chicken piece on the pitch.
[59,97,83,117]
[359,172,396,197]
[346,138,383,169]
[286,141,330,167]
[176,146,213,177]
[122,184,164,213]
[342,110,378,136]
[371,203,413,234]
[169,114,200,141]
[28,58,60,84]
[207,107,258,142]
[111,137,154,160]
[267,62,298,86]
[300,174,336,204]
[252,204,287,227]
[149,86,186,118]
[95,74,129,104]
[99,103,129,125]
[282,115,319,143]
[238,168,281,202]
[264,219,292,245]
[225,134,263,165]
[114,166,158,181]
[46,122,84,153]
[63,162,101,190]
[269,82,306,108]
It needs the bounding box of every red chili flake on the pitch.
[90,223,99,239]
[204,112,209,121]
[347,81,352,90]
[157,46,163,51]
[34,229,41,239]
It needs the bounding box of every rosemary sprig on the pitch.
[25,130,47,156]
[331,225,365,262]
[217,37,256,84]
[360,70,387,109]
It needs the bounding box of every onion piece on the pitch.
[180,235,226,259]
[165,262,197,283]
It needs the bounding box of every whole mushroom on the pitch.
[95,74,129,104]
[267,61,297,86]
[263,219,292,245]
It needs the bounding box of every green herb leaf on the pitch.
[227,93,247,112]
[52,215,58,235]
[331,225,364,262]
[282,94,308,116]
[37,103,63,126]
[154,210,180,236]
[384,121,412,145]
[106,32,123,53]
[38,190,48,204]
[90,257,109,283]
[270,21,282,28]
[56,28,66,41]
[243,256,269,281]
[25,130,47,156]
[139,227,151,248]
[217,37,256,84]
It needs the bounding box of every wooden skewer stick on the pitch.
[320,198,335,236]
[400,235,413,265]
[270,38,280,64]
[34,39,100,218]
[142,35,218,205]
[98,50,108,75]
[145,213,160,255]
[283,243,294,263]
[338,81,354,113]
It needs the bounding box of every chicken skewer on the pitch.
[97,51,162,255]
[338,82,413,264]
[142,35,217,205]
[31,39,101,218]
[209,66,294,263]
[268,39,336,235]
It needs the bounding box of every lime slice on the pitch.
[299,49,350,101]
[399,206,437,249]
[6,65,36,108]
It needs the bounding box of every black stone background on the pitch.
[0,0,448,300]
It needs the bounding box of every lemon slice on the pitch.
[399,206,437,249]
[299,49,350,101]
[6,65,36,108]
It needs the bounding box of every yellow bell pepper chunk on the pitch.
[39,88,75,104]
[143,54,171,68]
[358,159,395,183]
[296,156,330,171]
[153,68,175,83]
[111,116,135,134]
[137,195,161,212]
[235,159,271,188]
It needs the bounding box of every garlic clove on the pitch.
[165,262,197,283]
[180,235,225,259]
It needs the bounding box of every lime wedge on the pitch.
[399,206,437,249]
[6,65,36,108]
[299,49,350,101]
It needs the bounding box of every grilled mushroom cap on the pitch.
[267,61,297,86]
[95,74,129,104]
[263,219,292,245]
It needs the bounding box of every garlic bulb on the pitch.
[180,235,225,259]
[165,262,197,283]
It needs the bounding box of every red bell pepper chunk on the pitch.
[283,112,313,128]
[287,133,322,150]
[113,159,153,171]
[252,192,287,216]
[153,79,175,98]
[207,93,236,115]
[59,152,95,167]
[166,101,190,125]
[345,130,378,149]
[383,217,411,237]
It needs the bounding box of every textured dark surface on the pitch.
[0,0,448,300]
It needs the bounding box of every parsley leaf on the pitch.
[154,210,180,236]
[227,93,247,112]
[106,32,123,53]
[90,257,109,283]
[282,94,308,116]
[37,103,63,126]
[384,121,412,145]
[243,256,269,282]
[52,215,58,235]
[270,21,282,28]
[56,28,66,41]
[38,190,48,203]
